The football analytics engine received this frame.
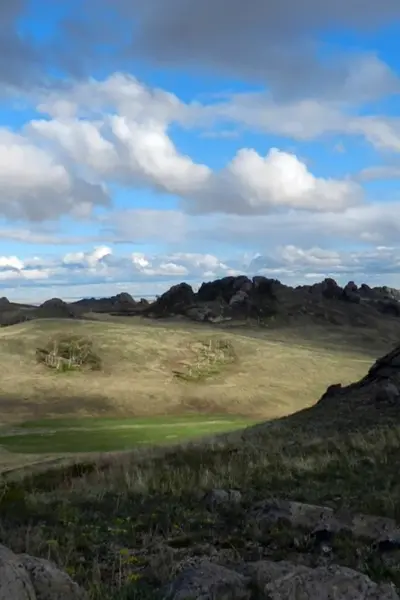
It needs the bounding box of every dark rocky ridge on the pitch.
[138,276,400,326]
[1,275,400,328]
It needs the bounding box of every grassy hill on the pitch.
[0,317,376,463]
[1,316,399,598]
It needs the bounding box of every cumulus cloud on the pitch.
[4,243,400,303]
[29,87,362,215]
[187,148,361,214]
[0,129,110,221]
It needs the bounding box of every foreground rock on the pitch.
[164,559,399,599]
[0,544,87,600]
[248,498,400,546]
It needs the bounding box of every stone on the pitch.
[248,499,400,543]
[20,554,87,600]
[0,545,36,600]
[247,561,399,599]
[375,382,400,405]
[229,290,249,307]
[203,489,242,509]
[0,544,87,600]
[163,561,250,600]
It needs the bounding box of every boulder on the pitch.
[203,489,243,510]
[0,544,87,600]
[164,559,399,600]
[248,498,400,544]
[245,561,399,599]
[146,283,196,317]
[163,561,250,600]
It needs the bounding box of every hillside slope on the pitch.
[4,340,400,598]
[0,317,373,426]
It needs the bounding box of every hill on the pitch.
[2,316,400,597]
[0,316,377,467]
[3,276,400,334]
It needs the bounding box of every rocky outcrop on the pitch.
[318,343,400,411]
[248,498,400,546]
[70,292,140,314]
[138,275,400,325]
[144,283,197,318]
[0,544,86,599]
[36,298,78,320]
[3,275,400,328]
[163,559,399,599]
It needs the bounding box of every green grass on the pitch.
[0,416,256,453]
[4,412,400,599]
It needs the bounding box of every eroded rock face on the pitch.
[318,342,400,411]
[146,283,196,317]
[0,545,87,600]
[140,274,400,325]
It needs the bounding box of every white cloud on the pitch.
[63,246,112,269]
[3,244,400,303]
[0,255,24,270]
[0,129,110,221]
[30,102,363,215]
[196,148,361,214]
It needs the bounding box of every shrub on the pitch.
[172,338,236,381]
[36,333,102,372]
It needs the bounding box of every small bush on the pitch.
[36,334,102,372]
[173,338,236,382]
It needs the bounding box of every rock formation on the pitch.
[0,544,87,599]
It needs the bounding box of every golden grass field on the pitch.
[0,316,376,426]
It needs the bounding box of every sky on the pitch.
[1,1,400,301]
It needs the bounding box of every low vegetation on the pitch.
[0,315,398,598]
[172,338,236,381]
[3,410,400,598]
[36,333,102,372]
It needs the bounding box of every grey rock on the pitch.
[248,561,399,599]
[0,545,36,600]
[20,554,87,600]
[249,499,400,543]
[204,489,242,509]
[375,382,400,404]
[163,561,250,600]
[229,291,249,307]
[0,544,87,600]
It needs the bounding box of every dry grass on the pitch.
[3,409,400,599]
[0,317,375,429]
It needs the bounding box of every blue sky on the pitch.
[1,0,400,300]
